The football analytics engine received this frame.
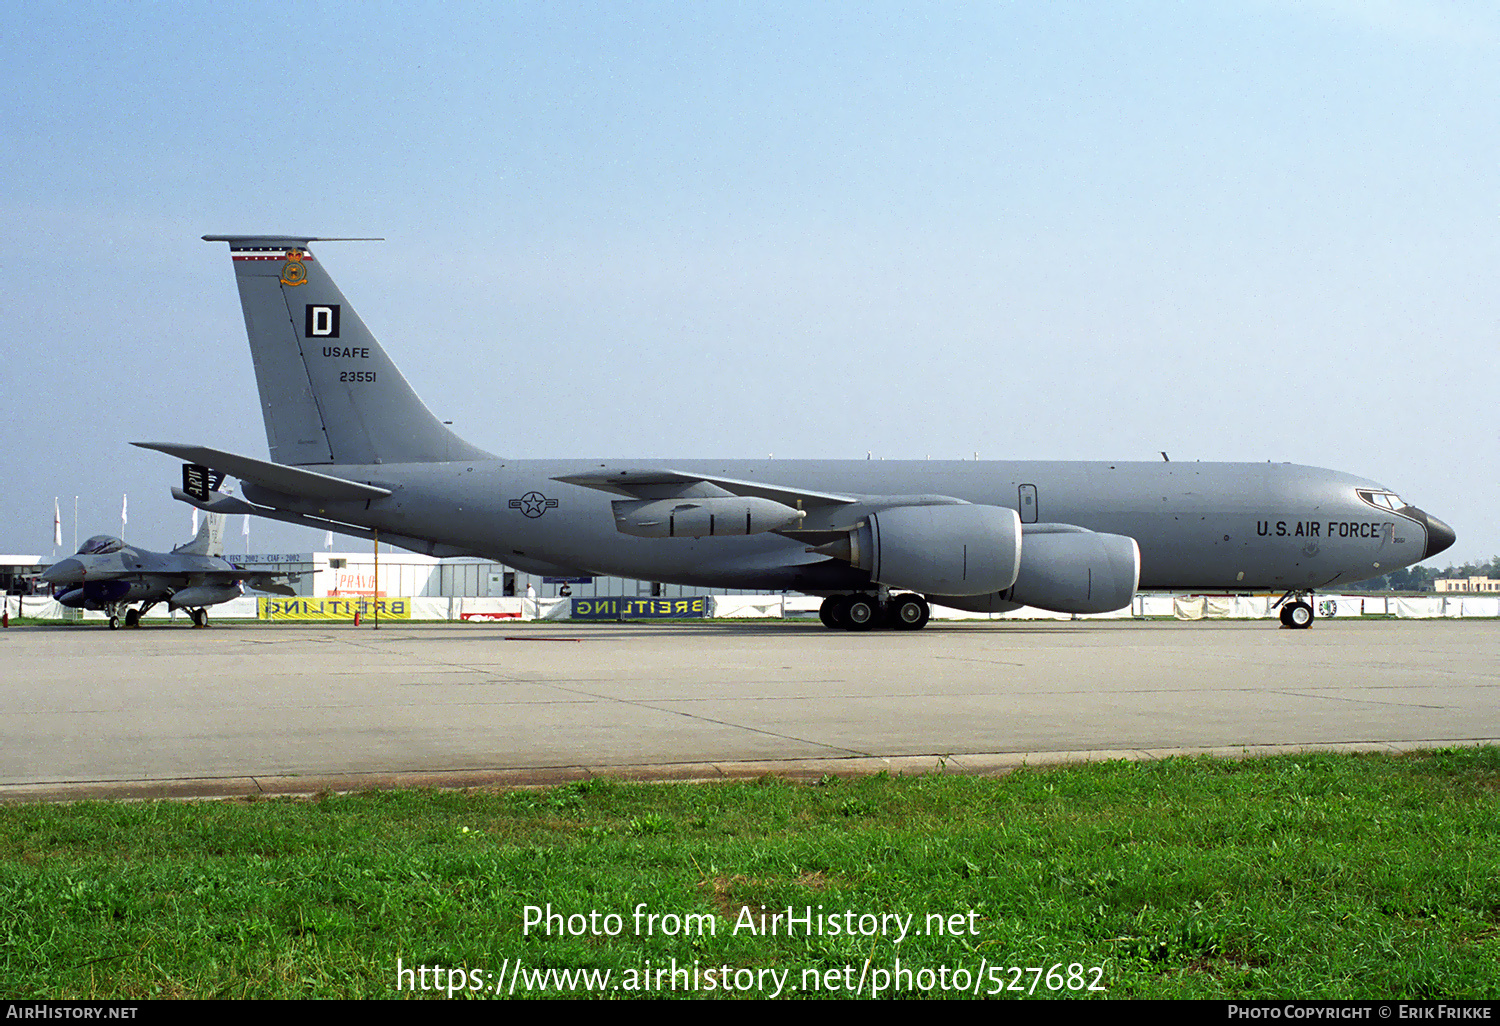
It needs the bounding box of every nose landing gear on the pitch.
[1275,591,1315,629]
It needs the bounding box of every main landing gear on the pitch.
[100,600,202,629]
[104,600,145,630]
[1275,591,1315,630]
[819,593,931,632]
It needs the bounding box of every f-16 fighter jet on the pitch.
[39,513,301,629]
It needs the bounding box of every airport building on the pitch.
[1434,576,1500,593]
[0,556,47,595]
[226,551,759,600]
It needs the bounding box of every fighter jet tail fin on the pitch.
[203,236,493,467]
[174,512,226,557]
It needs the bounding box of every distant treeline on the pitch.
[1350,555,1500,592]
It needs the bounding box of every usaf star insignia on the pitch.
[509,491,558,518]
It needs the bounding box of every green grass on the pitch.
[2,748,1497,999]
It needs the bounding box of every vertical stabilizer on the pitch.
[203,236,493,466]
[174,512,225,557]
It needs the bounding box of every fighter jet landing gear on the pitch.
[125,601,161,627]
[1275,591,1315,629]
[105,600,131,630]
[188,608,208,628]
[819,593,930,631]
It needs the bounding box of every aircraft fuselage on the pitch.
[243,457,1432,594]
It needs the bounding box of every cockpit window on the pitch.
[1356,489,1404,513]
[78,535,124,555]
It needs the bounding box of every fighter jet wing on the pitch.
[189,565,312,597]
[553,468,859,507]
[133,443,391,501]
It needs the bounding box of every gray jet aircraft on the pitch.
[136,235,1454,631]
[39,512,301,629]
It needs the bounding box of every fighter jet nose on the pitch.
[1417,510,1456,561]
[40,558,84,583]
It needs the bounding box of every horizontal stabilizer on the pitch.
[136,443,391,501]
[242,577,299,597]
[169,484,480,559]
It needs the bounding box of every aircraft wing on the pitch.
[133,442,391,501]
[195,565,312,597]
[555,466,973,536]
[553,468,859,507]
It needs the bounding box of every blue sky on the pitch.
[2,1,1495,564]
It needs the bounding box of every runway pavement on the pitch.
[1,618,1496,800]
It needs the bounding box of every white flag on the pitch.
[121,494,127,525]
[192,507,199,535]
[54,498,62,547]
[325,531,334,550]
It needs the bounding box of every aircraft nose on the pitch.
[1404,504,1452,561]
[39,558,84,584]
[1413,509,1456,561]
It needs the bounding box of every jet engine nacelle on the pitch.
[1004,529,1140,613]
[613,497,806,538]
[169,583,242,609]
[817,504,1022,596]
[934,528,1140,614]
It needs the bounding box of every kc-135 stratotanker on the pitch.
[137,236,1454,630]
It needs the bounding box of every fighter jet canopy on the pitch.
[78,535,125,555]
